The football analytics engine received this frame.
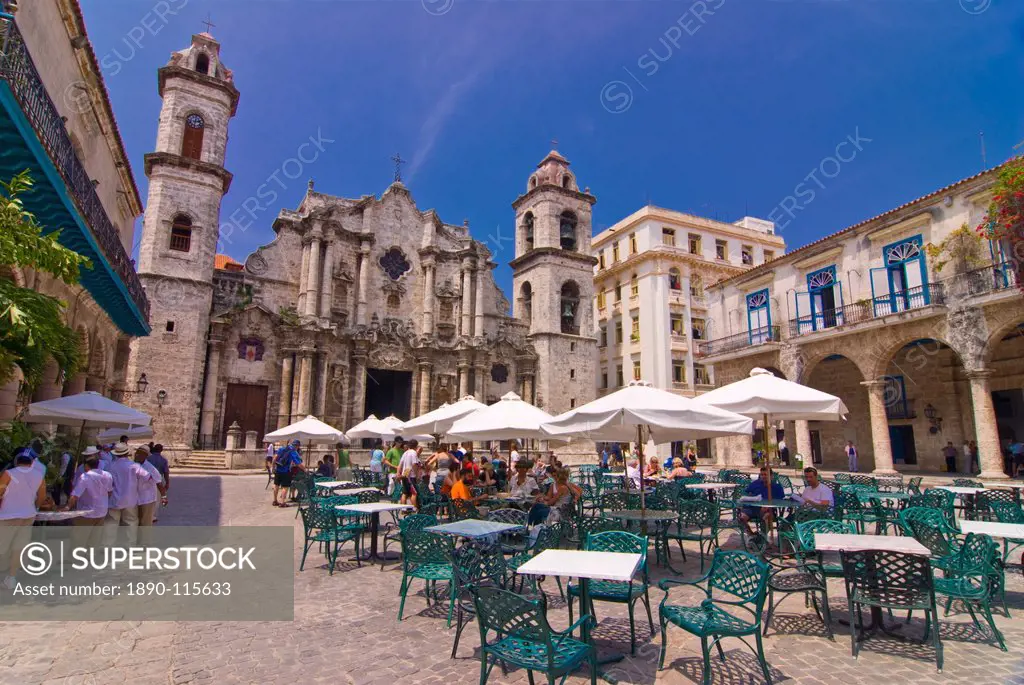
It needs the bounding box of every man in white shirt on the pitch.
[103,442,156,546]
[135,446,165,527]
[625,458,642,489]
[510,443,521,469]
[398,439,421,507]
[98,444,114,472]
[66,454,113,547]
[794,467,834,510]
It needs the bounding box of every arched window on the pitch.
[169,214,192,252]
[560,281,580,334]
[689,273,703,298]
[559,211,578,251]
[530,176,538,189]
[195,53,210,75]
[562,175,571,189]
[181,113,205,160]
[668,267,681,291]
[523,212,534,251]
[520,282,532,326]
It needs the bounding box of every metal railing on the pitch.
[885,398,916,420]
[788,283,944,338]
[939,261,1019,299]
[0,15,149,323]
[695,325,781,357]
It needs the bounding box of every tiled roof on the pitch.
[215,254,243,271]
[710,162,1007,289]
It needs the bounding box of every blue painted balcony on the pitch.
[0,13,149,335]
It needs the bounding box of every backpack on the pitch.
[274,449,295,474]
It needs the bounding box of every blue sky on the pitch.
[81,0,1024,296]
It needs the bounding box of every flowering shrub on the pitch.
[976,157,1024,290]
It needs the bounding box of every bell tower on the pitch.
[510,147,598,415]
[126,32,239,457]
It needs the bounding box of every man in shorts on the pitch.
[398,439,421,508]
[272,440,303,507]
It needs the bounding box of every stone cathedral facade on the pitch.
[127,33,597,457]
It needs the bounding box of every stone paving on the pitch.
[0,474,1022,684]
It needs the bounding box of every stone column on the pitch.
[422,260,435,335]
[62,373,87,396]
[297,240,311,313]
[460,260,474,336]
[458,364,470,398]
[418,362,432,415]
[304,236,322,317]
[968,369,1005,479]
[523,373,534,404]
[794,419,812,465]
[474,267,486,337]
[352,351,368,421]
[862,379,896,475]
[198,339,223,440]
[475,363,488,403]
[296,349,313,416]
[356,242,371,325]
[315,352,329,418]
[29,359,61,433]
[0,376,20,426]
[319,241,335,320]
[277,353,294,429]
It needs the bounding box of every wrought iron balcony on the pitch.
[695,325,781,357]
[788,283,945,338]
[0,13,149,334]
[939,261,1019,300]
[886,398,916,420]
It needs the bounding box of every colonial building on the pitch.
[0,0,149,423]
[127,33,596,460]
[698,164,1023,478]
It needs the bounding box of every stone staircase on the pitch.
[175,450,227,469]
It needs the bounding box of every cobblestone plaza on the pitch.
[2,474,1021,685]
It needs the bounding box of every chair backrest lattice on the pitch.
[850,474,876,488]
[796,519,855,550]
[454,543,508,589]
[300,505,337,532]
[906,476,923,494]
[487,508,528,527]
[977,490,1017,518]
[472,586,551,644]
[449,499,481,521]
[677,499,719,529]
[990,500,1024,524]
[839,549,935,610]
[399,513,438,534]
[834,473,851,484]
[586,530,647,557]
[952,478,984,488]
[600,490,630,512]
[402,530,453,565]
[357,490,381,503]
[707,550,769,604]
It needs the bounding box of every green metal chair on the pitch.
[850,474,876,488]
[777,505,832,554]
[952,478,984,488]
[471,585,596,685]
[900,507,961,572]
[762,548,833,640]
[567,531,654,655]
[658,549,772,684]
[397,529,456,627]
[598,489,630,513]
[906,476,923,495]
[833,473,851,485]
[990,500,1024,563]
[449,498,481,521]
[565,514,621,549]
[664,499,719,574]
[977,489,1017,521]
[380,513,437,570]
[839,549,943,672]
[298,505,360,575]
[931,532,1007,651]
[508,524,564,598]
[910,489,957,526]
[487,507,529,553]
[773,473,794,497]
[450,542,509,659]
[795,519,855,579]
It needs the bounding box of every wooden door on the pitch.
[223,383,269,444]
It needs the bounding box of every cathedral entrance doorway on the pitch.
[222,383,268,445]
[365,369,413,422]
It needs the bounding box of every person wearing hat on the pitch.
[103,442,157,546]
[73,445,101,486]
[65,452,113,548]
[134,446,165,532]
[271,440,303,507]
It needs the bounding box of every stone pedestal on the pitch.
[225,421,243,451]
[244,430,258,451]
[969,369,1007,480]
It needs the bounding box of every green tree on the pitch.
[0,171,90,389]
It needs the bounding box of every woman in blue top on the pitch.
[738,466,786,536]
[369,440,385,475]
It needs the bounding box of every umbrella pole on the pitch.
[69,419,87,498]
[762,413,771,468]
[637,424,645,515]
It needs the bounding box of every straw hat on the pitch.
[111,442,131,456]
[81,446,99,456]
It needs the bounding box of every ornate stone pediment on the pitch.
[435,278,460,299]
[353,314,418,346]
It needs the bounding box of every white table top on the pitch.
[315,480,359,489]
[331,487,382,497]
[685,482,735,490]
[983,482,1024,490]
[935,486,986,495]
[36,509,96,521]
[515,549,643,582]
[335,502,413,514]
[959,520,1024,539]
[814,533,930,555]
[424,519,524,539]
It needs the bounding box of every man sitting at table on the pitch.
[739,466,786,536]
[793,467,834,510]
[450,467,486,505]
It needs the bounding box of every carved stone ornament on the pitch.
[244,250,269,277]
[237,336,265,361]
[435,277,460,299]
[369,344,406,369]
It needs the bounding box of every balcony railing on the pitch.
[695,325,781,357]
[886,398,916,420]
[0,14,149,326]
[788,283,944,338]
[939,261,1019,299]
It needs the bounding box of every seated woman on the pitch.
[644,456,661,478]
[667,458,692,480]
[537,468,576,525]
[477,460,496,489]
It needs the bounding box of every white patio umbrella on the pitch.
[23,391,152,472]
[97,425,154,443]
[266,415,348,467]
[696,367,848,465]
[345,414,431,443]
[446,392,555,444]
[402,396,488,438]
[541,380,754,513]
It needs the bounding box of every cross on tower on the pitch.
[391,153,405,183]
[202,13,215,34]
[550,138,559,149]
